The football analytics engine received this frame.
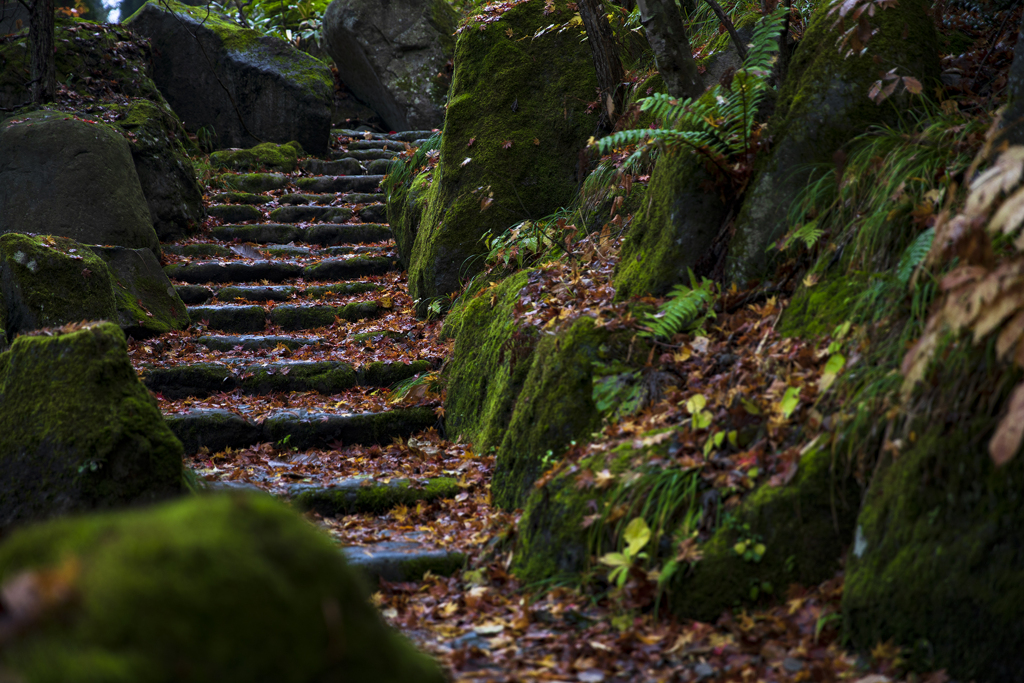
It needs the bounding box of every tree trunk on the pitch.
[30,0,55,104]
[577,0,627,123]
[636,0,703,99]
[999,15,1024,146]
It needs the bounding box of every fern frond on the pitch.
[896,227,934,285]
[642,272,717,339]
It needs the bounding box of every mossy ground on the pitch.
[405,0,599,311]
[0,492,445,683]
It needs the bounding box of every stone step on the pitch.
[346,139,407,152]
[279,192,384,206]
[218,173,292,193]
[387,130,436,142]
[290,476,458,516]
[196,334,325,352]
[210,223,392,246]
[210,192,273,205]
[332,149,397,162]
[163,244,233,258]
[166,255,397,284]
[295,175,384,194]
[269,205,353,223]
[342,542,465,584]
[198,281,381,303]
[207,204,263,223]
[300,158,364,175]
[165,405,437,452]
[143,359,432,398]
[188,300,382,333]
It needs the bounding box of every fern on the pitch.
[593,8,787,179]
[896,227,934,285]
[381,133,441,200]
[642,271,717,339]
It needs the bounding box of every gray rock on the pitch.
[296,175,383,193]
[196,334,325,351]
[269,205,353,223]
[342,542,465,584]
[189,304,267,333]
[208,204,264,223]
[0,110,159,255]
[322,0,457,131]
[175,284,215,305]
[301,157,364,175]
[219,172,291,193]
[125,0,333,154]
[89,245,191,338]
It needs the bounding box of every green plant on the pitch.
[598,516,651,588]
[640,269,717,339]
[592,8,787,187]
[381,133,441,201]
[388,371,443,403]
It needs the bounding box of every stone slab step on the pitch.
[342,542,465,584]
[210,223,392,246]
[210,191,273,205]
[165,405,437,452]
[188,301,382,333]
[196,334,325,352]
[207,204,263,223]
[295,175,384,193]
[166,255,397,284]
[219,173,291,193]
[143,359,432,398]
[346,139,407,152]
[211,281,380,303]
[269,205,353,223]
[333,149,397,162]
[164,244,233,258]
[279,192,384,206]
[300,158,364,175]
[289,476,458,516]
[388,130,436,142]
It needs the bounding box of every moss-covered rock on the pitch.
[405,0,599,313]
[0,110,160,255]
[219,172,292,193]
[0,234,118,340]
[492,316,610,509]
[0,492,446,682]
[90,245,191,338]
[110,99,205,242]
[293,476,459,517]
[0,322,182,529]
[777,272,868,340]
[390,167,433,269]
[613,152,729,299]
[670,447,859,621]
[843,341,1024,681]
[725,0,939,284]
[210,141,305,172]
[125,0,334,154]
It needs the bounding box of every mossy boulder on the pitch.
[0,492,446,682]
[0,234,118,341]
[669,447,859,621]
[125,0,334,154]
[89,245,191,338]
[210,141,305,172]
[613,151,730,298]
[843,342,1024,681]
[0,110,160,255]
[725,0,939,284]
[492,316,611,509]
[0,322,182,529]
[405,0,599,313]
[0,18,165,110]
[110,99,205,242]
[323,0,457,131]
[390,167,433,269]
[777,272,868,340]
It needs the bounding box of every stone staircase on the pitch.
[139,128,465,585]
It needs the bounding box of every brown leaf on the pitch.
[990,382,1024,466]
[501,139,513,149]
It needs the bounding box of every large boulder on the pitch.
[0,322,182,530]
[403,0,599,313]
[843,342,1024,682]
[110,99,205,242]
[125,0,334,155]
[0,110,160,255]
[0,492,447,682]
[0,234,189,340]
[725,0,939,284]
[322,0,457,131]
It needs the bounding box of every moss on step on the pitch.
[358,360,433,386]
[293,477,459,516]
[210,141,304,172]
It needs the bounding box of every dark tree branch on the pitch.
[701,0,747,62]
[577,0,627,125]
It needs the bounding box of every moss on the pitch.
[294,477,459,516]
[843,341,1024,681]
[304,283,381,298]
[406,0,599,311]
[390,168,433,269]
[211,191,273,205]
[492,316,612,509]
[669,447,860,621]
[445,270,535,449]
[0,234,118,340]
[359,360,433,387]
[241,362,357,395]
[0,493,445,682]
[777,272,867,340]
[209,141,305,172]
[219,173,291,193]
[613,151,729,299]
[268,302,380,330]
[725,0,940,284]
[0,322,182,528]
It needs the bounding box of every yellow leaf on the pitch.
[622,517,651,556]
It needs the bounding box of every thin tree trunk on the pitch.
[30,0,55,103]
[636,0,703,99]
[700,0,747,61]
[577,0,626,122]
